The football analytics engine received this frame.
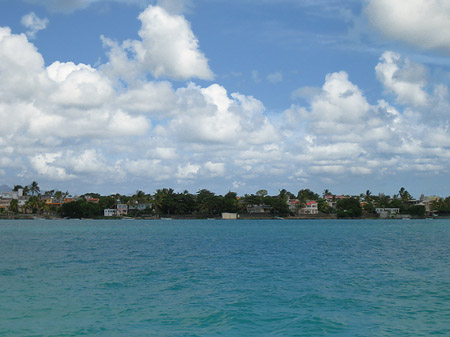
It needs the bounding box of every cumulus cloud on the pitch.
[366,0,450,53]
[283,66,450,181]
[1,3,450,195]
[29,153,76,181]
[166,83,277,145]
[375,51,428,107]
[102,5,213,81]
[21,12,49,39]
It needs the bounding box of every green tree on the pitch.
[28,181,40,196]
[222,191,239,213]
[336,197,362,218]
[363,202,375,214]
[25,196,44,214]
[297,189,319,203]
[59,199,102,218]
[264,196,290,216]
[153,188,178,216]
[399,187,412,203]
[323,189,332,198]
[9,199,19,214]
[13,185,29,195]
[408,205,425,218]
[256,189,268,197]
[317,198,333,214]
[197,189,220,215]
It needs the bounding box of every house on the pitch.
[104,209,116,217]
[298,201,319,215]
[376,208,400,218]
[222,212,239,220]
[247,204,272,214]
[324,195,348,208]
[0,188,23,200]
[420,196,440,215]
[128,203,152,212]
[288,199,300,213]
[0,199,10,211]
[116,203,128,216]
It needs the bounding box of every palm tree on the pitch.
[9,199,19,214]
[25,196,44,214]
[323,189,332,198]
[29,181,40,196]
[399,187,412,203]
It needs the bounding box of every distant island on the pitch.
[1,182,449,220]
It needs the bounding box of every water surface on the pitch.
[0,219,449,336]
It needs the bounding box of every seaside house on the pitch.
[375,208,400,218]
[247,204,272,214]
[298,201,319,215]
[325,195,349,208]
[222,212,239,220]
[0,199,10,211]
[128,202,152,212]
[104,209,116,217]
[288,199,300,213]
[117,203,128,216]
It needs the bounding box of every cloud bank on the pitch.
[1,3,450,195]
[366,0,450,53]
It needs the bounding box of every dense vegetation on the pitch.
[1,182,437,219]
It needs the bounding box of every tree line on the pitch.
[4,182,440,218]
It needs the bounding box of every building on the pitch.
[247,204,272,214]
[376,208,400,218]
[116,203,128,216]
[222,212,239,220]
[324,195,349,208]
[104,209,116,217]
[288,199,300,213]
[298,201,319,215]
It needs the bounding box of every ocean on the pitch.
[0,219,449,336]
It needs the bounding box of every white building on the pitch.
[376,208,400,218]
[222,213,239,220]
[299,201,319,215]
[116,204,128,216]
[104,209,116,217]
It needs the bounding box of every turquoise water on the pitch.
[0,219,449,336]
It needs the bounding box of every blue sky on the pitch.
[0,0,450,198]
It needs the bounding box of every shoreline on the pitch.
[1,214,447,221]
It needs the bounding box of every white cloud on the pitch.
[47,61,114,108]
[366,0,450,53]
[166,83,277,146]
[267,71,283,84]
[1,3,450,195]
[21,12,49,39]
[29,153,76,181]
[204,161,225,177]
[176,163,200,179]
[375,51,428,106]
[102,5,213,82]
[23,0,152,13]
[283,65,450,181]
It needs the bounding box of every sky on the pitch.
[0,0,450,198]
